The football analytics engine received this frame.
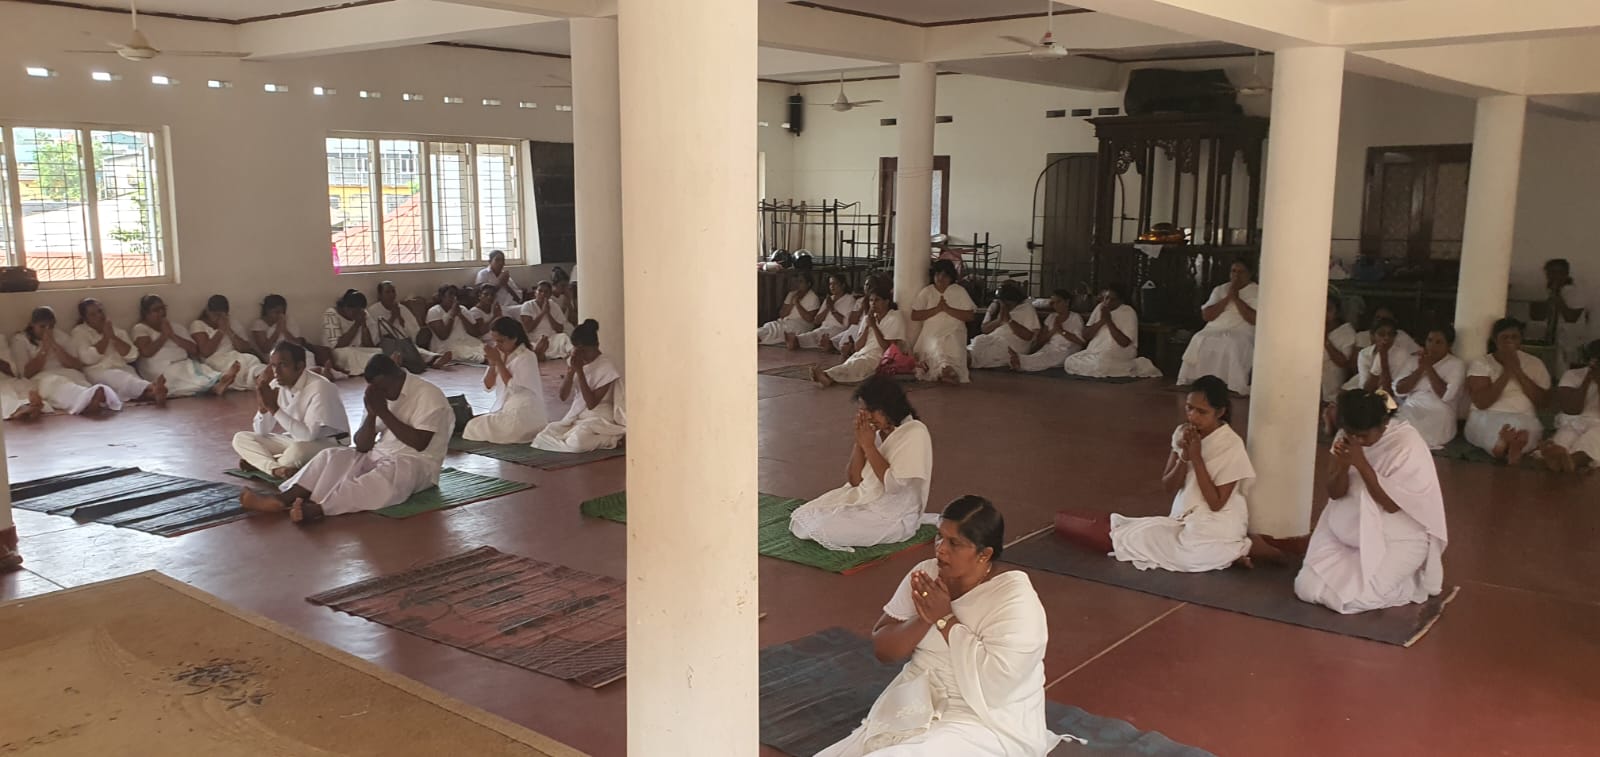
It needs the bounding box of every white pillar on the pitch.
[1247,47,1346,537]
[893,63,936,308]
[1454,95,1527,362]
[618,1,758,755]
[570,17,625,366]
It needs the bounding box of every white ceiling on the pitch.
[784,0,1079,25]
[44,0,361,22]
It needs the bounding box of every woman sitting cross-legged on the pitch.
[72,297,167,406]
[828,274,883,355]
[321,289,385,376]
[1061,283,1162,379]
[517,280,575,360]
[814,282,907,388]
[1393,325,1466,450]
[758,273,821,346]
[191,294,267,392]
[462,317,549,444]
[1464,317,1550,465]
[1176,258,1259,395]
[1055,375,1259,572]
[815,496,1062,757]
[910,260,977,384]
[252,294,337,379]
[1540,339,1600,473]
[1009,289,1085,373]
[968,282,1040,370]
[532,319,626,453]
[132,295,232,397]
[790,376,933,551]
[789,273,858,352]
[0,340,46,421]
[1295,389,1449,614]
[427,285,490,364]
[12,306,122,416]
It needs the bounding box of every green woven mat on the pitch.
[579,491,936,573]
[227,467,532,518]
[448,437,625,469]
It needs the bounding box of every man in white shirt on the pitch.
[233,343,352,479]
[475,250,525,309]
[240,355,454,523]
[1546,258,1591,369]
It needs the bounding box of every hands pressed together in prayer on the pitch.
[256,366,279,414]
[910,570,954,624]
[853,410,879,450]
[1330,433,1370,470]
[1177,423,1202,463]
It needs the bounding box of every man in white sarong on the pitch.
[910,260,977,383]
[475,250,525,309]
[232,342,352,480]
[968,283,1040,370]
[758,275,821,346]
[240,355,452,523]
[1541,340,1600,472]
[1011,291,1085,373]
[790,274,858,351]
[1062,284,1162,379]
[1176,260,1258,394]
[1544,258,1591,370]
[1296,393,1448,615]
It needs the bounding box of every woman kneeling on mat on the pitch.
[790,376,933,551]
[817,496,1062,757]
[1294,389,1448,614]
[1055,375,1258,572]
[532,319,626,453]
[462,317,549,444]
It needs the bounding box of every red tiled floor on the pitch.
[5,348,1598,756]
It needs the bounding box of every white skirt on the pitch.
[1015,337,1080,373]
[84,364,151,402]
[797,323,846,350]
[463,392,550,444]
[967,331,1030,369]
[1395,396,1459,450]
[36,370,123,415]
[1551,418,1600,462]
[1464,409,1543,454]
[204,351,267,391]
[1176,328,1253,395]
[331,346,386,375]
[913,328,970,383]
[824,347,885,385]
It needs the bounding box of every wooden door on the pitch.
[527,140,575,264]
[878,156,951,252]
[1039,153,1097,295]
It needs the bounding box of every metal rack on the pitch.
[757,199,887,268]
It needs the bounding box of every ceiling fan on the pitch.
[811,74,882,112]
[1229,51,1272,96]
[986,1,1081,60]
[66,0,250,61]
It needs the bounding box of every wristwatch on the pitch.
[935,614,955,631]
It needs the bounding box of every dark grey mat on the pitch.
[10,467,248,537]
[759,627,1215,757]
[993,367,1147,384]
[1004,531,1457,647]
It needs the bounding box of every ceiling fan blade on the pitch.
[998,35,1038,48]
[164,50,252,57]
[537,84,572,89]
[851,99,883,105]
[64,49,123,54]
[982,50,1025,57]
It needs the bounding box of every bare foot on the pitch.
[822,340,838,355]
[238,457,259,473]
[438,351,456,368]
[269,467,294,480]
[534,338,549,360]
[239,488,287,513]
[811,365,834,388]
[785,333,799,350]
[939,365,959,384]
[1541,444,1569,473]
[84,387,107,415]
[152,376,169,407]
[1008,349,1021,371]
[1506,430,1529,467]
[289,498,325,525]
[214,363,241,396]
[1492,424,1513,460]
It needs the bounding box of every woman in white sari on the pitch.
[517,281,575,360]
[1062,284,1162,379]
[1541,340,1600,473]
[910,260,976,384]
[1394,326,1466,449]
[72,298,166,406]
[0,340,45,421]
[790,376,933,551]
[463,317,549,444]
[132,295,231,398]
[427,285,489,364]
[830,275,883,355]
[815,285,907,388]
[818,496,1062,757]
[1055,376,1255,572]
[1323,297,1358,403]
[1296,389,1449,614]
[759,274,822,346]
[967,283,1039,370]
[371,281,452,371]
[13,306,121,415]
[191,295,267,392]
[533,319,626,453]
[1177,259,1259,395]
[791,274,858,351]
[252,294,336,378]
[1010,290,1085,373]
[1464,318,1550,465]
[321,290,384,376]
[1351,319,1413,396]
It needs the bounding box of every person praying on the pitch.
[1540,339,1600,473]
[910,260,977,383]
[133,295,232,397]
[0,340,45,421]
[13,306,121,415]
[1061,283,1162,379]
[1176,259,1258,395]
[815,496,1062,757]
[1394,326,1466,450]
[1054,375,1256,573]
[790,376,933,551]
[232,342,352,480]
[321,289,384,376]
[1352,319,1412,396]
[1544,258,1591,369]
[252,294,336,377]
[427,285,489,364]
[1295,389,1449,614]
[475,250,525,309]
[1322,296,1358,404]
[191,295,266,392]
[517,280,574,360]
[532,319,627,453]
[462,317,550,444]
[1465,317,1550,465]
[371,281,452,370]
[967,282,1040,370]
[1010,289,1085,373]
[240,355,452,523]
[789,274,858,351]
[813,283,906,388]
[71,298,166,406]
[758,273,821,346]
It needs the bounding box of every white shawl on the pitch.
[875,418,933,514]
[491,346,545,413]
[1169,423,1254,521]
[1348,420,1448,597]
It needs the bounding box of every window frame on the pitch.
[0,120,178,289]
[326,131,529,272]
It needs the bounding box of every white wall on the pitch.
[0,3,575,333]
[757,82,796,202]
